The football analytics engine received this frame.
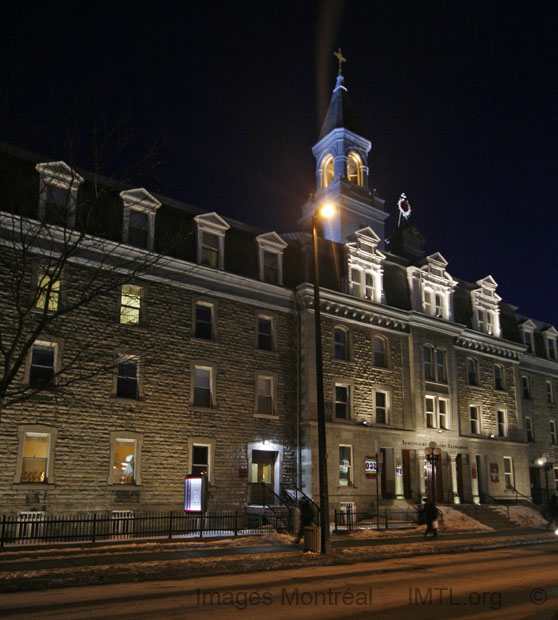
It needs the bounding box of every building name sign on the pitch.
[401,440,469,451]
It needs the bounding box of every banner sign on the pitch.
[365,457,377,479]
[490,463,499,483]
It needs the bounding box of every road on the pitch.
[1,543,557,619]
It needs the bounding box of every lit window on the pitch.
[503,457,514,489]
[435,294,443,317]
[191,445,209,477]
[438,399,448,429]
[195,302,214,340]
[494,364,505,390]
[424,290,433,316]
[522,376,531,399]
[112,439,136,485]
[36,269,60,312]
[339,445,352,486]
[335,384,350,419]
[256,376,274,414]
[467,358,479,386]
[469,405,481,434]
[525,417,534,442]
[471,277,502,337]
[364,272,375,299]
[551,421,557,445]
[334,328,349,361]
[346,152,363,186]
[257,316,273,351]
[373,336,387,368]
[497,410,507,437]
[29,343,56,388]
[116,357,139,399]
[120,285,142,324]
[193,366,213,408]
[375,391,388,424]
[321,154,334,189]
[21,434,49,483]
[425,397,435,429]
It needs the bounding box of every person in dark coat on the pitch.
[422,500,441,537]
[295,497,319,543]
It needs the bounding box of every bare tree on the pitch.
[0,119,178,423]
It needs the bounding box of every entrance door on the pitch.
[380,448,394,499]
[250,450,276,505]
[425,454,444,503]
[476,455,487,501]
[402,449,412,499]
[530,466,543,504]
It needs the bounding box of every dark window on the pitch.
[334,328,348,360]
[373,336,387,368]
[436,349,447,383]
[257,317,273,351]
[526,417,534,442]
[522,376,531,399]
[375,392,387,424]
[44,186,68,226]
[257,376,273,414]
[263,251,279,284]
[29,344,55,387]
[497,410,506,437]
[201,232,219,267]
[494,365,504,390]
[192,445,209,477]
[423,347,434,381]
[195,303,213,340]
[335,385,349,419]
[194,367,212,408]
[117,359,138,399]
[129,211,149,248]
[467,359,478,385]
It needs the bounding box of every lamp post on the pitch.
[312,202,335,553]
[425,441,442,505]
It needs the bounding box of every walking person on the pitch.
[295,497,319,544]
[423,499,441,537]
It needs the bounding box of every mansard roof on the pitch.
[319,76,365,140]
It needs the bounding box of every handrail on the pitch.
[250,483,292,531]
[480,492,499,504]
[409,489,423,505]
[511,486,533,504]
[280,482,320,513]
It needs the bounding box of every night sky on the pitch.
[1,1,556,325]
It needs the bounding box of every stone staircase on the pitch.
[452,504,517,530]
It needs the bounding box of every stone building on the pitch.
[0,69,556,519]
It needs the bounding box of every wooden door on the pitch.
[402,449,412,499]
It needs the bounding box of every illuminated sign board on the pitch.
[184,476,207,512]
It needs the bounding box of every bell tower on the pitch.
[300,51,388,247]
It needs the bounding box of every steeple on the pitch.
[300,51,388,247]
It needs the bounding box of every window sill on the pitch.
[107,484,142,489]
[191,337,218,345]
[112,396,145,403]
[254,412,279,419]
[13,482,55,489]
[190,406,218,413]
[255,348,278,355]
[332,358,353,365]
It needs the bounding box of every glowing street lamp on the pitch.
[312,202,336,553]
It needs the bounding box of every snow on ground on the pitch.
[492,505,549,528]
[438,506,493,531]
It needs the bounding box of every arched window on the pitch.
[334,327,349,361]
[321,155,334,189]
[347,152,363,187]
[373,336,387,368]
[466,358,479,385]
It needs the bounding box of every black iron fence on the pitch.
[0,509,293,547]
[334,507,419,531]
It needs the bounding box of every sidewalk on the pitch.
[0,526,556,592]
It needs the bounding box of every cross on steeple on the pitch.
[333,48,347,75]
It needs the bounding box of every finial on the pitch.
[333,48,347,76]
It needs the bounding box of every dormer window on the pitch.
[194,213,230,270]
[543,327,558,360]
[471,276,502,337]
[407,253,456,321]
[36,162,84,228]
[320,154,334,189]
[120,189,161,251]
[519,319,536,353]
[346,152,363,187]
[346,227,385,303]
[256,232,288,286]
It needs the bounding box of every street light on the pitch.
[312,202,336,554]
[425,441,442,505]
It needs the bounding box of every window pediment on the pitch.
[36,161,84,227]
[36,161,84,189]
[407,253,456,320]
[120,188,161,213]
[256,232,287,286]
[194,212,231,235]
